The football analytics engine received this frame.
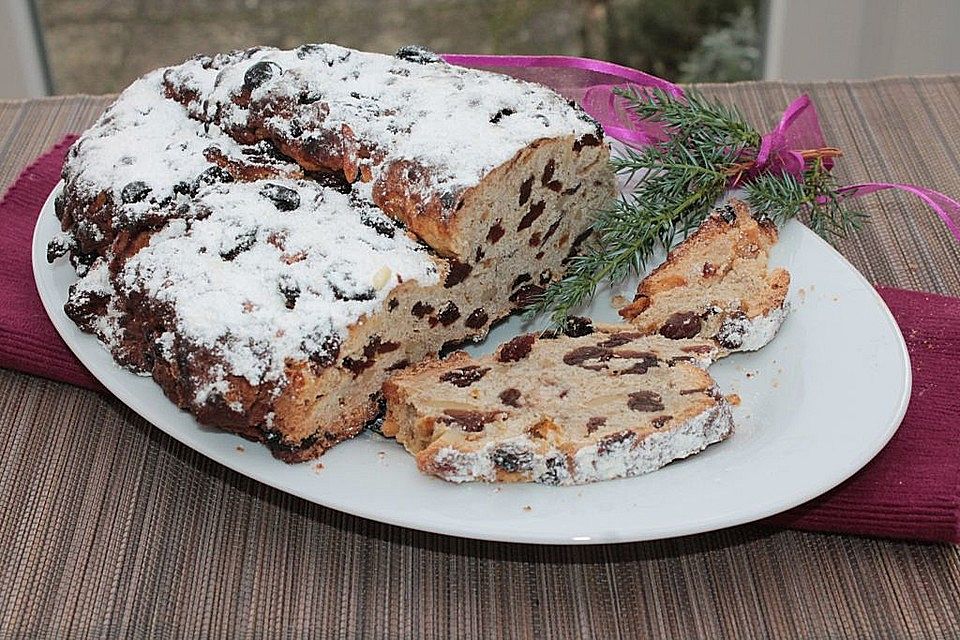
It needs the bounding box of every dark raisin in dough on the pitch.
[394,45,442,64]
[259,183,300,211]
[499,388,522,407]
[439,365,491,388]
[121,181,152,204]
[659,312,702,340]
[492,448,534,472]
[243,60,280,91]
[627,391,665,412]
[498,334,535,362]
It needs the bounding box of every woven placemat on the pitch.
[1,79,960,638]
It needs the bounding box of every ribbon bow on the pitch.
[442,53,960,242]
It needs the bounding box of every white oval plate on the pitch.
[33,183,910,544]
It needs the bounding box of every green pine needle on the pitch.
[526,88,863,327]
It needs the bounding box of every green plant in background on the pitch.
[599,0,763,82]
[679,6,762,83]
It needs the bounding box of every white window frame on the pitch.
[0,0,51,98]
[765,0,960,81]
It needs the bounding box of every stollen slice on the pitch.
[382,324,732,485]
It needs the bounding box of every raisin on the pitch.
[173,180,193,197]
[659,312,702,340]
[498,334,536,362]
[411,301,434,318]
[716,311,748,349]
[702,262,717,277]
[541,217,563,245]
[46,236,73,263]
[627,391,664,412]
[651,415,673,429]
[357,208,396,238]
[342,336,400,375]
[490,107,515,124]
[586,416,606,434]
[499,388,522,407]
[278,275,300,309]
[486,221,505,244]
[311,170,354,194]
[528,232,541,247]
[719,204,737,223]
[220,229,257,261]
[444,259,472,288]
[302,332,341,369]
[439,191,457,209]
[538,456,568,485]
[508,284,544,307]
[259,183,300,211]
[562,316,594,337]
[598,430,635,455]
[547,181,563,192]
[439,365,491,388]
[620,357,658,375]
[388,299,399,311]
[193,166,233,193]
[436,302,461,326]
[475,247,484,262]
[121,181,151,204]
[562,183,582,196]
[331,283,375,302]
[385,359,409,372]
[572,133,601,152]
[243,60,280,91]
[465,308,489,329]
[438,409,499,433]
[541,159,556,186]
[69,250,97,275]
[511,273,531,289]
[564,228,592,261]
[395,45,442,64]
[518,176,534,206]
[563,345,612,366]
[517,200,546,231]
[492,447,534,472]
[597,332,642,348]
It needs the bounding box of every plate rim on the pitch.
[32,181,912,544]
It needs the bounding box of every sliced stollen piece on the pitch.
[618,199,790,352]
[382,325,733,485]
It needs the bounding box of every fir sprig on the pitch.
[527,88,862,326]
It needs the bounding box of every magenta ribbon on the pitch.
[442,53,960,243]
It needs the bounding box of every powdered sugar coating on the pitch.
[716,304,789,353]
[165,44,598,197]
[118,179,438,391]
[62,70,297,229]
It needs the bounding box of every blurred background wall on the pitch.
[2,0,960,97]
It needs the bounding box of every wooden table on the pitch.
[2,78,960,638]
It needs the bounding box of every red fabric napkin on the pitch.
[0,136,101,391]
[2,138,959,544]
